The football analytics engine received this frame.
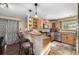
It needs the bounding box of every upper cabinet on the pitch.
[27,16,52,30]
[50,20,61,32]
[27,17,33,30]
[55,20,61,31]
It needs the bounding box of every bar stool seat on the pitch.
[22,42,30,48]
[21,42,33,55]
[17,32,33,55]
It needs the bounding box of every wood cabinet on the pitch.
[27,17,33,30]
[61,34,67,43]
[55,20,61,31]
[27,17,52,30]
[33,19,38,29]
[37,19,52,29]
[67,35,76,45]
[50,20,61,32]
[61,32,76,45]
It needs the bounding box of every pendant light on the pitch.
[34,3,38,17]
[29,9,32,17]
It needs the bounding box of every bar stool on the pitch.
[21,41,32,55]
[19,39,33,55]
[17,32,33,55]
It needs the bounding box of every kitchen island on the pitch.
[23,31,51,55]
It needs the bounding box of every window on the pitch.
[62,21,77,30]
[43,24,49,29]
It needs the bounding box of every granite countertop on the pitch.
[24,31,43,36]
[60,31,77,37]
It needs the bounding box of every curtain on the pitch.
[5,20,18,44]
[0,19,7,37]
[0,19,18,44]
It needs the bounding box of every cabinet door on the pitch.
[55,20,61,31]
[61,33,76,45]
[67,35,76,45]
[61,34,67,43]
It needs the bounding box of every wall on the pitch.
[19,21,27,32]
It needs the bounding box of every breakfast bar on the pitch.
[23,31,51,55]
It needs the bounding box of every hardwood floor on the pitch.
[48,41,76,55]
[1,41,76,55]
[3,43,19,55]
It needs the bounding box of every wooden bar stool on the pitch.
[17,32,33,55]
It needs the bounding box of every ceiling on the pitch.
[0,3,77,20]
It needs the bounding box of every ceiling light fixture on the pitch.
[0,3,8,8]
[34,3,38,18]
[29,9,32,17]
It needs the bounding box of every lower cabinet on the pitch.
[61,34,67,43]
[61,32,76,45]
[67,35,76,45]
